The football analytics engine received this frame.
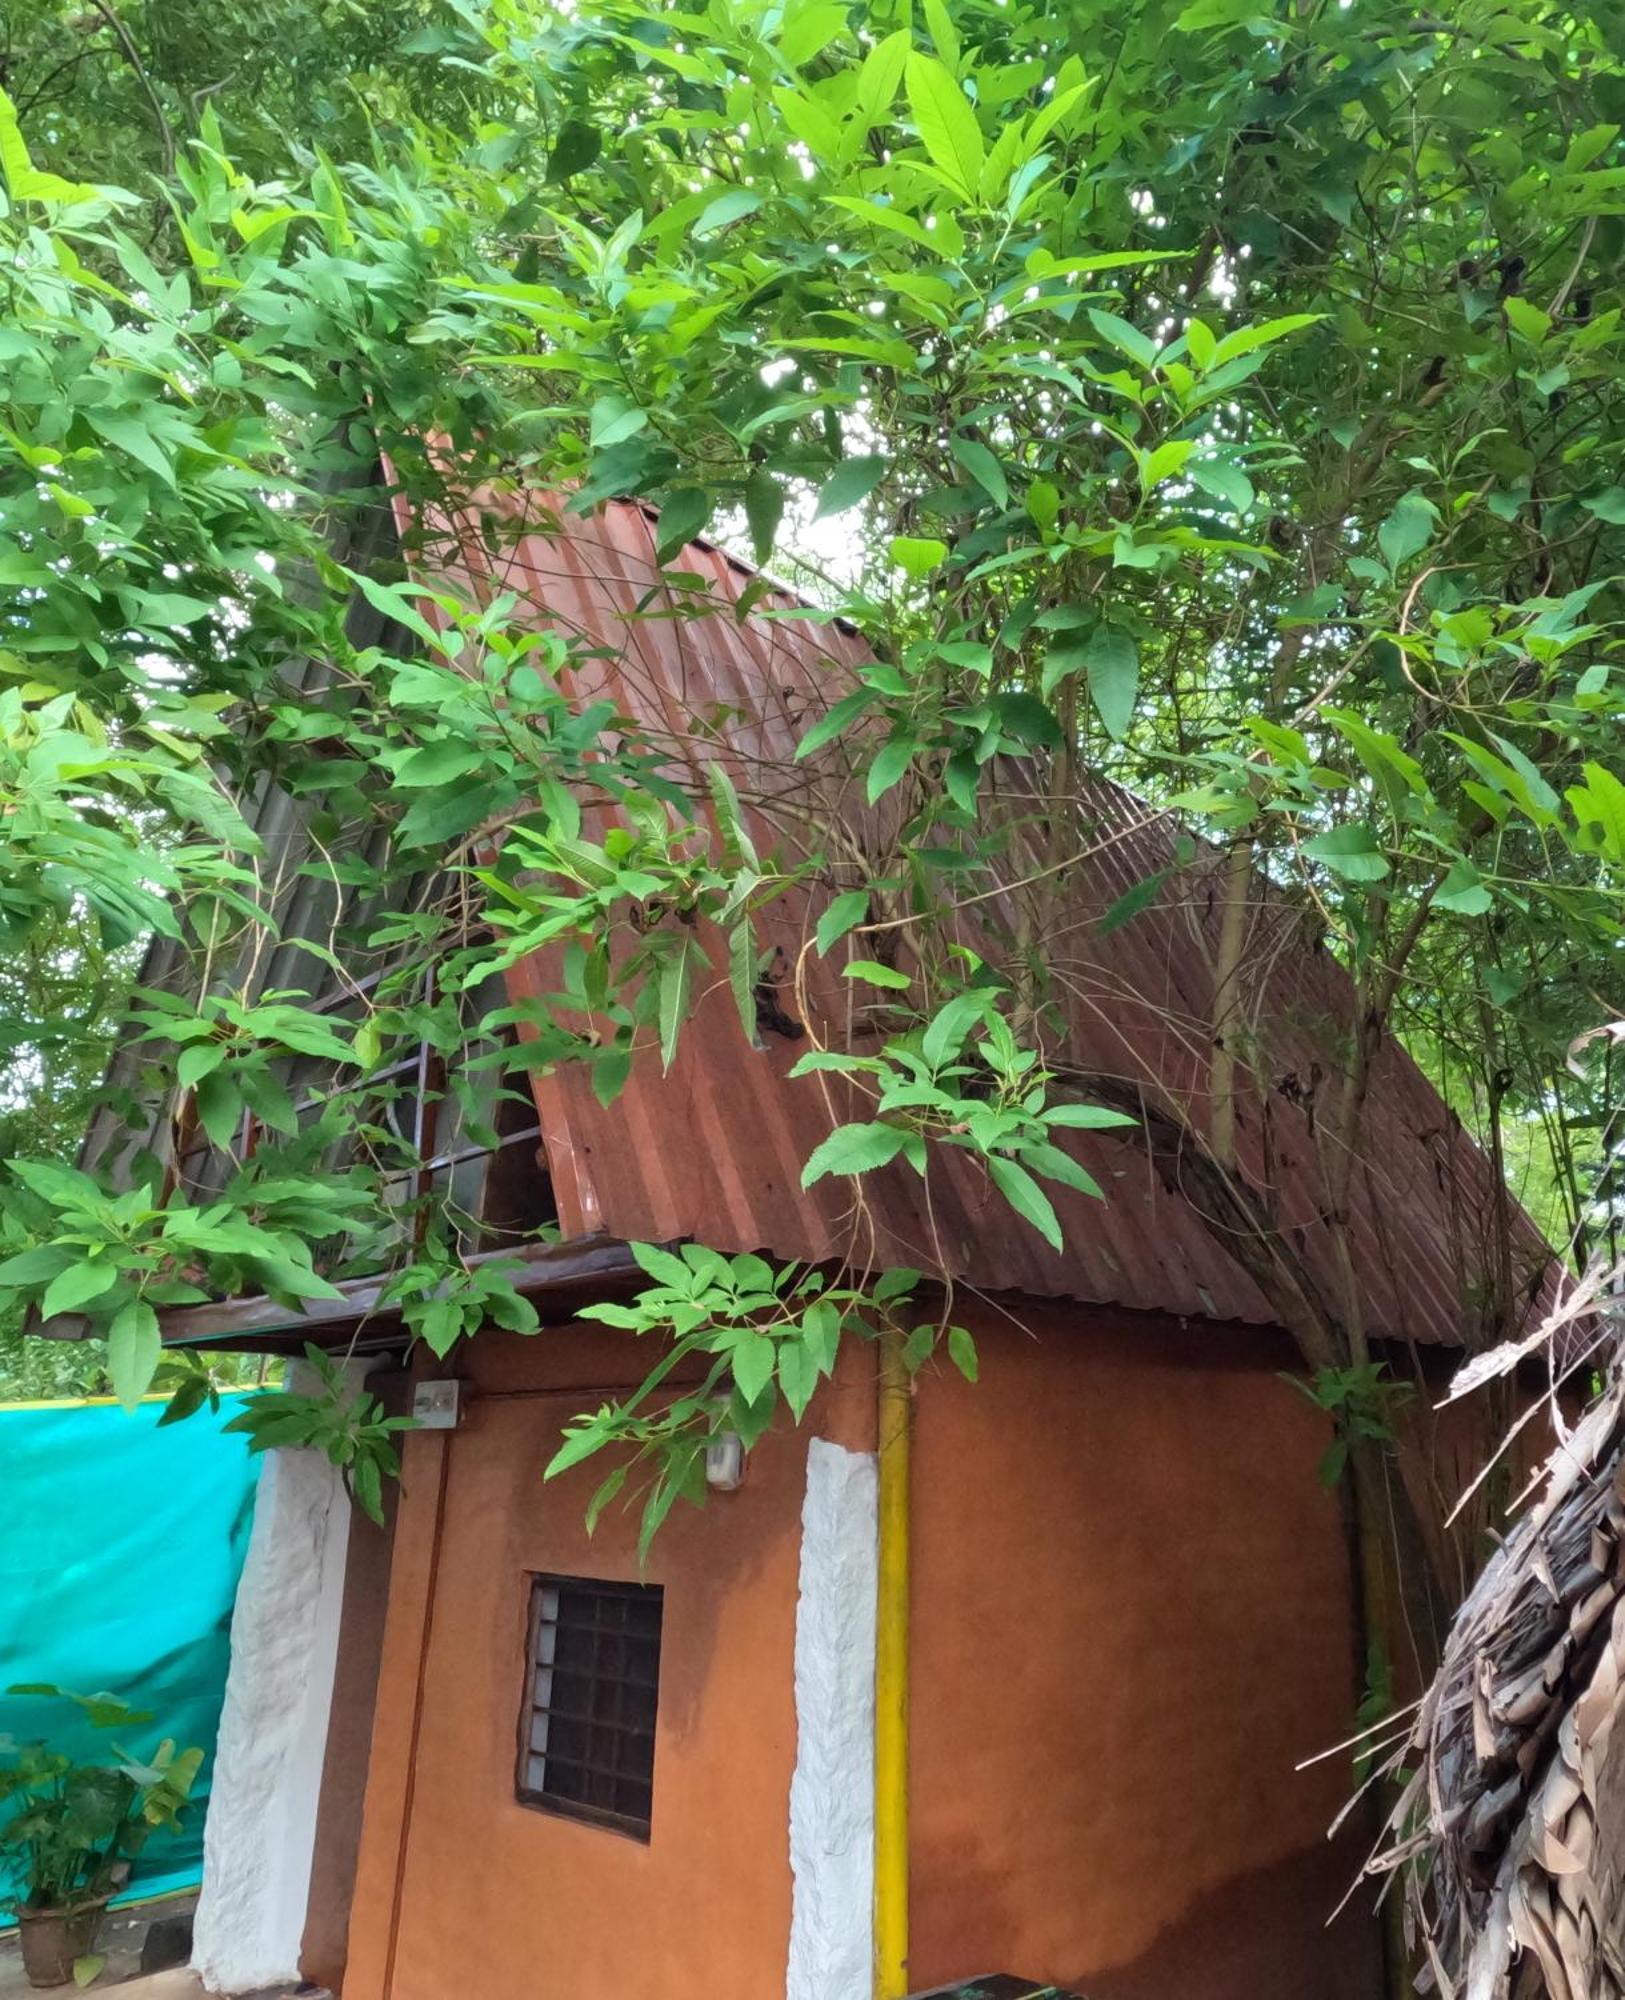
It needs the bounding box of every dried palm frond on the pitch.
[1368,1269,1625,1999]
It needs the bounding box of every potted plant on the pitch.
[0,1686,202,1990]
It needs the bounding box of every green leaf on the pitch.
[41,1260,118,1320]
[1503,296,1551,343]
[127,590,216,628]
[1303,823,1390,881]
[695,187,763,238]
[1208,314,1322,366]
[796,687,877,760]
[921,991,991,1068]
[657,934,698,1072]
[728,918,758,1042]
[347,571,444,652]
[1434,862,1493,916]
[73,1955,106,1989]
[590,396,647,448]
[777,1337,819,1420]
[854,29,909,120]
[1087,308,1157,370]
[901,1322,935,1373]
[947,1324,978,1382]
[0,1246,74,1288]
[1582,488,1625,526]
[816,890,870,956]
[108,1298,161,1410]
[420,1298,462,1360]
[866,733,916,802]
[194,1070,242,1150]
[1021,1140,1104,1199]
[655,487,712,563]
[780,3,848,66]
[87,411,177,489]
[1027,480,1060,533]
[732,1336,772,1416]
[1140,439,1195,492]
[1187,458,1254,514]
[995,692,1062,749]
[800,1121,910,1185]
[548,119,601,181]
[1568,761,1625,862]
[1044,1103,1139,1130]
[905,53,986,199]
[987,1155,1063,1250]
[842,958,911,989]
[390,741,487,787]
[1056,626,1139,741]
[1376,490,1438,572]
[49,482,94,519]
[584,1461,630,1533]
[158,1376,210,1428]
[0,85,98,202]
[826,194,936,249]
[1487,731,1561,815]
[638,1469,686,1564]
[547,1415,615,1480]
[1096,870,1169,935]
[888,536,949,578]
[922,0,959,66]
[254,1256,343,1303]
[743,470,784,564]
[1324,710,1426,804]
[949,435,1008,509]
[629,1243,693,1289]
[813,455,888,519]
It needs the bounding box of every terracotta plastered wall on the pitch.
[341,1325,871,2000]
[343,1307,1379,2000]
[907,1300,1381,2000]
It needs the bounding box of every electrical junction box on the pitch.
[704,1430,745,1491]
[412,1379,463,1430]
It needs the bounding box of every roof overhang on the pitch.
[35,1232,645,1358]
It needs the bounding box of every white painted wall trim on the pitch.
[787,1438,878,2000]
[192,1362,364,1996]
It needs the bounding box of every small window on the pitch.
[517,1575,663,1840]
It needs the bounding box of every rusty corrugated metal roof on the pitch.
[414,491,1559,1349]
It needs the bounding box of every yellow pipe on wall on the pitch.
[874,1322,912,2000]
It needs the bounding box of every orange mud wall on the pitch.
[341,1305,1379,2000]
[340,1322,859,2000]
[907,1301,1380,2000]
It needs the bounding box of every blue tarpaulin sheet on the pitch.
[0,1393,259,1913]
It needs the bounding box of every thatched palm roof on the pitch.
[1373,1271,1625,1997]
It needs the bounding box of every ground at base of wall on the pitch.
[0,1898,326,2000]
[1,1973,325,2000]
[909,1981,1089,1999]
[0,1895,197,1998]
[111,1981,329,2000]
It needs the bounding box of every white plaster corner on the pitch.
[191,1362,363,1996]
[786,1437,878,2000]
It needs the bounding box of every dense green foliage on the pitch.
[0,0,1621,1568]
[0,1687,201,1915]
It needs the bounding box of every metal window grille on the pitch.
[517,1575,663,1840]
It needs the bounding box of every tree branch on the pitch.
[83,0,174,176]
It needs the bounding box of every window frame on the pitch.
[514,1572,664,1842]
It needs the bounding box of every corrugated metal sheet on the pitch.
[420,490,1561,1349]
